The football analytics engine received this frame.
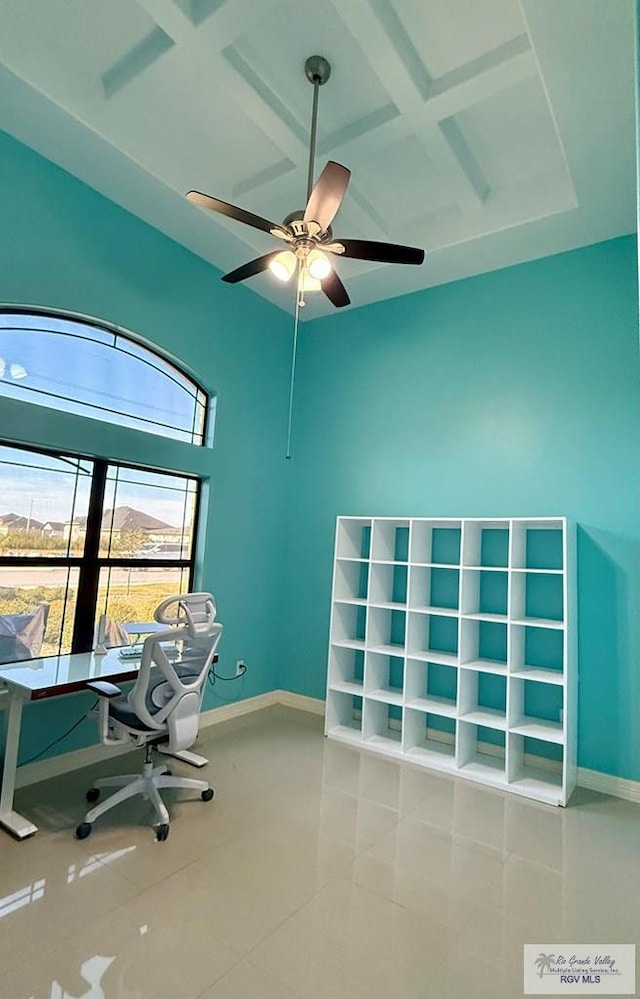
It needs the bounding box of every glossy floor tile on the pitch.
[2,705,639,998]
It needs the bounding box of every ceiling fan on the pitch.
[186,55,425,310]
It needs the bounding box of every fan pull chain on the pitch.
[285,274,302,459]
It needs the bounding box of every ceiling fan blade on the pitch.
[322,270,350,308]
[222,253,279,284]
[303,162,351,232]
[187,191,282,237]
[337,239,425,266]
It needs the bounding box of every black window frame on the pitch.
[0,441,200,656]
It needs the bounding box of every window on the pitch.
[0,443,199,658]
[0,309,210,445]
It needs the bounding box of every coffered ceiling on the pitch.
[0,0,635,318]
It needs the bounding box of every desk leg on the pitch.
[0,692,38,839]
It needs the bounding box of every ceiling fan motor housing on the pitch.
[282,212,332,241]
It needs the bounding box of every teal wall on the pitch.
[2,126,639,784]
[0,129,292,761]
[282,236,640,781]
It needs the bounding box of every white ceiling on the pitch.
[0,0,636,319]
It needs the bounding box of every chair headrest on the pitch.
[153,592,217,637]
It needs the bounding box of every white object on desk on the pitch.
[122,621,165,643]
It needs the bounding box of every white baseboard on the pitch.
[576,766,640,804]
[15,738,133,790]
[198,690,280,728]
[276,690,326,715]
[15,690,320,790]
[13,692,640,805]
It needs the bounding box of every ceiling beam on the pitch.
[328,0,537,214]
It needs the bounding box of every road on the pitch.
[0,567,182,587]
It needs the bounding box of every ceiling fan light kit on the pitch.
[186,55,425,455]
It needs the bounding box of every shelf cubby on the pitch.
[407,611,458,664]
[367,605,406,656]
[405,658,457,715]
[460,568,508,619]
[408,564,459,614]
[370,519,410,563]
[459,617,507,673]
[410,520,462,565]
[510,571,564,628]
[507,734,564,805]
[509,677,564,743]
[369,561,407,608]
[365,651,404,705]
[404,707,456,767]
[335,518,371,560]
[333,557,369,603]
[326,516,575,806]
[332,601,367,649]
[328,646,365,694]
[511,520,564,571]
[363,699,403,755]
[458,668,507,729]
[509,623,564,683]
[462,521,509,568]
[326,690,363,744]
[457,721,507,783]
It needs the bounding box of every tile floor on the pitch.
[2,705,639,998]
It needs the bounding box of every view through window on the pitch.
[0,444,199,661]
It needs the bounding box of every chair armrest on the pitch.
[86,680,122,698]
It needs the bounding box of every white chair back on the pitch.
[128,593,221,752]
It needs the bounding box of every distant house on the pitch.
[103,507,174,534]
[64,505,178,544]
[41,521,66,538]
[0,512,45,534]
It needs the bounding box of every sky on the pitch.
[0,463,194,528]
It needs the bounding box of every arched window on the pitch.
[0,309,209,445]
[0,309,210,660]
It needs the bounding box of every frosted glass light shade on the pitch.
[300,271,322,292]
[269,250,296,282]
[307,248,332,280]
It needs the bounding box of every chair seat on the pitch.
[108,664,201,731]
[108,696,154,731]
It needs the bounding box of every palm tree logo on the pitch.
[535,953,556,978]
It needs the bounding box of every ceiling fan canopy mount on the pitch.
[304,54,331,87]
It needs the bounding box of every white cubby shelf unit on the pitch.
[325,517,577,806]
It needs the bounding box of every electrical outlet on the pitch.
[236,660,246,677]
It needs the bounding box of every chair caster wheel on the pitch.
[86,788,100,803]
[201,788,214,802]
[75,822,93,840]
[156,823,170,842]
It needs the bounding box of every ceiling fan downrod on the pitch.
[304,56,331,203]
[285,56,332,457]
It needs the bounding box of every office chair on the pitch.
[76,592,222,842]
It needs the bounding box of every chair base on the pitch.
[77,759,213,838]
